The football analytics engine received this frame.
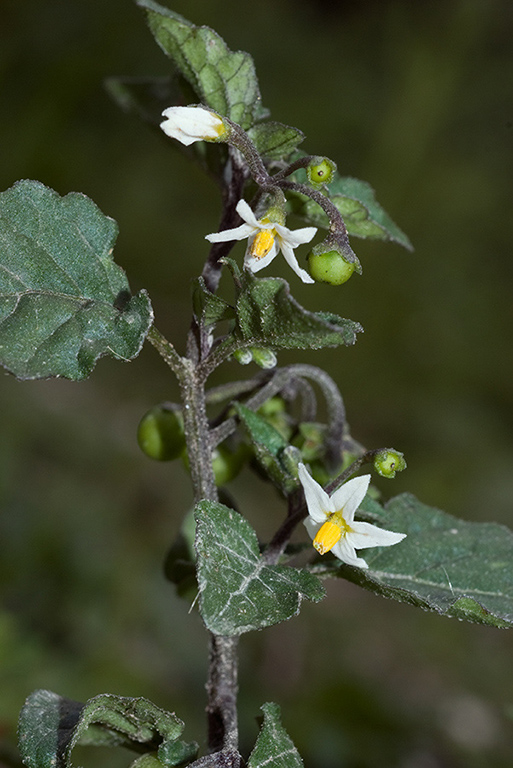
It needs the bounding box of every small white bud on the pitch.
[160,106,227,146]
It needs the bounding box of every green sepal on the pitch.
[247,121,305,161]
[289,173,412,250]
[234,403,299,495]
[195,500,325,635]
[217,259,362,355]
[0,180,153,380]
[313,493,513,629]
[248,703,304,768]
[136,0,268,130]
[18,690,193,768]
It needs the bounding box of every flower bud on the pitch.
[233,348,253,365]
[374,449,407,479]
[137,405,185,461]
[251,347,277,369]
[160,105,228,146]
[306,156,337,187]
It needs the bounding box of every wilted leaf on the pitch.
[137,0,268,129]
[315,492,513,629]
[18,690,195,768]
[0,180,153,380]
[248,703,304,768]
[195,500,324,635]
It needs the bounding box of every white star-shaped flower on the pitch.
[160,106,227,146]
[205,199,317,284]
[298,463,406,569]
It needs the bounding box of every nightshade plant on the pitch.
[4,3,513,767]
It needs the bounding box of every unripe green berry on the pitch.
[374,449,407,479]
[182,442,250,486]
[307,157,336,187]
[137,406,185,461]
[308,250,356,285]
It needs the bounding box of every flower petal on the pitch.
[279,241,315,284]
[160,106,225,145]
[303,516,322,541]
[244,239,279,272]
[332,537,368,569]
[205,223,255,243]
[330,474,370,524]
[298,463,332,521]
[275,223,317,248]
[235,199,261,228]
[348,521,407,550]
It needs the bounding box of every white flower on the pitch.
[205,199,317,284]
[298,463,406,569]
[160,106,227,146]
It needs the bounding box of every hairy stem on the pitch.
[206,635,240,754]
[177,357,240,756]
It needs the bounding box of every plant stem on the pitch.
[206,635,240,754]
[177,356,240,757]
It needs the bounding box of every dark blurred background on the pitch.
[1,1,513,766]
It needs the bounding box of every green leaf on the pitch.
[289,174,412,250]
[218,260,361,354]
[18,690,195,768]
[192,276,235,327]
[137,0,268,129]
[315,493,513,629]
[234,403,298,495]
[247,122,305,161]
[195,500,325,635]
[248,703,304,768]
[0,180,153,380]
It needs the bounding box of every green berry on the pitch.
[308,250,356,285]
[307,157,336,186]
[137,406,185,461]
[211,443,249,486]
[374,449,407,479]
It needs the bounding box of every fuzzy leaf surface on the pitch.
[137,0,268,129]
[218,260,361,355]
[0,180,153,380]
[234,403,298,495]
[18,690,195,768]
[192,276,235,327]
[314,493,513,628]
[248,703,304,768]
[247,122,305,161]
[195,500,324,635]
[289,174,412,250]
